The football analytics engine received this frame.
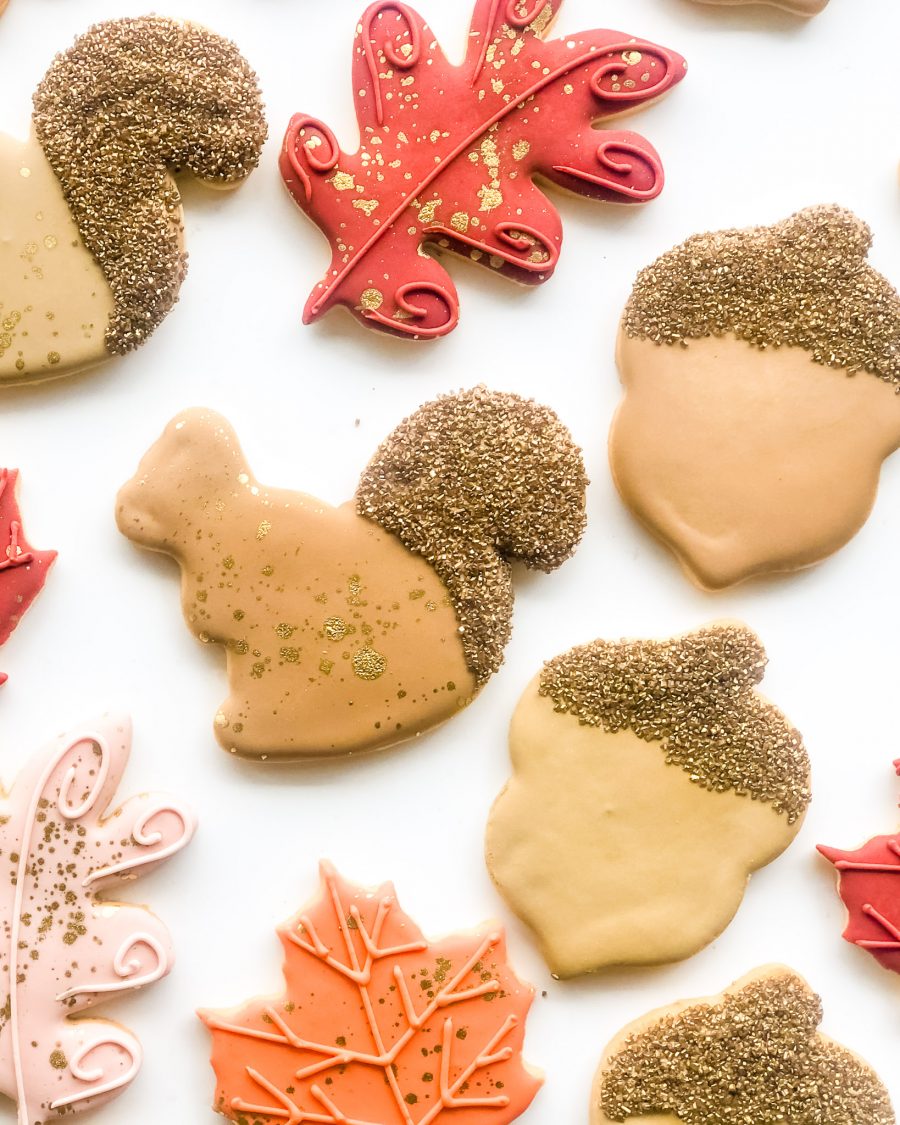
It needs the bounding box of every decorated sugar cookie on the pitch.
[280,0,687,340]
[0,17,266,386]
[0,714,195,1124]
[116,389,587,761]
[486,623,810,977]
[592,966,895,1125]
[609,205,900,590]
[819,760,900,977]
[0,468,55,684]
[200,862,542,1125]
[692,0,828,13]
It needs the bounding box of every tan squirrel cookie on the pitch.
[116,389,588,761]
[692,0,828,13]
[0,17,266,386]
[592,966,895,1125]
[609,205,900,590]
[485,623,810,978]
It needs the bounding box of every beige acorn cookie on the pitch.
[116,389,587,762]
[592,966,895,1125]
[485,623,810,977]
[609,206,900,590]
[0,17,266,386]
[692,0,828,13]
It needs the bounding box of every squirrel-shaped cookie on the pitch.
[0,17,266,386]
[592,966,895,1125]
[116,389,588,761]
[610,206,900,589]
[486,623,810,977]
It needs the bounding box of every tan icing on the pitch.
[693,0,828,12]
[485,678,802,978]
[610,331,900,590]
[0,132,115,385]
[116,410,476,761]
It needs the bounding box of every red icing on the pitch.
[0,469,55,683]
[818,763,900,977]
[280,0,687,339]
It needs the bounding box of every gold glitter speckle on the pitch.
[352,647,387,681]
[275,623,296,639]
[49,1050,67,1070]
[324,617,349,641]
[360,288,384,311]
[512,140,530,162]
[332,171,356,191]
[256,520,271,540]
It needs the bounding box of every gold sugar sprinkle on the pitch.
[352,647,387,681]
[539,624,810,822]
[32,17,267,356]
[624,205,900,387]
[600,972,895,1125]
[356,387,587,683]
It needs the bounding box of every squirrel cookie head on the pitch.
[0,16,266,387]
[609,205,900,590]
[592,966,895,1125]
[485,623,810,977]
[116,388,587,761]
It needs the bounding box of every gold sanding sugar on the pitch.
[539,624,810,822]
[356,387,588,684]
[600,972,895,1125]
[32,17,267,355]
[623,204,900,387]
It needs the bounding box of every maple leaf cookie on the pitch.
[0,17,266,386]
[592,966,895,1125]
[0,714,195,1124]
[609,205,900,590]
[819,760,900,977]
[485,623,810,977]
[200,862,542,1125]
[692,0,828,13]
[116,388,588,761]
[280,0,687,340]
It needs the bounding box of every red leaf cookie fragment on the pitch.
[280,0,687,339]
[819,762,900,977]
[0,468,56,682]
[200,863,542,1124]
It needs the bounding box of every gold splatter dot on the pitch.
[49,1050,67,1070]
[256,520,271,540]
[324,616,349,641]
[360,288,384,311]
[352,647,387,681]
[275,623,296,639]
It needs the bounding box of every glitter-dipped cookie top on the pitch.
[592,967,896,1125]
[485,623,810,977]
[0,16,267,386]
[115,388,588,761]
[279,0,687,340]
[610,205,900,590]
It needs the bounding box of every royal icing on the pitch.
[0,714,195,1124]
[692,0,828,13]
[280,0,686,338]
[200,862,541,1125]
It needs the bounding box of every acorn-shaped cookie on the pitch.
[486,623,810,977]
[0,17,266,385]
[609,206,900,589]
[592,966,895,1125]
[116,388,588,761]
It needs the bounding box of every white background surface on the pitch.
[1,0,899,1120]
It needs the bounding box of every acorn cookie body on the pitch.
[0,17,266,386]
[486,624,810,977]
[116,390,587,760]
[609,206,900,589]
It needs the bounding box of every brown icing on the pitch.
[610,332,900,589]
[116,410,476,760]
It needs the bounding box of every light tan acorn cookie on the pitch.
[485,623,810,977]
[116,389,588,762]
[609,205,900,590]
[692,0,828,14]
[0,16,266,386]
[591,966,896,1125]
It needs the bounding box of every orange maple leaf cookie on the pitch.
[200,863,542,1125]
[0,17,266,386]
[280,0,687,339]
[116,388,587,761]
[592,967,895,1125]
[609,205,900,589]
[486,623,810,977]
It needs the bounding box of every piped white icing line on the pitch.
[56,932,169,1001]
[49,1032,143,1110]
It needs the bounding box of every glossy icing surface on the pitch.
[200,863,542,1124]
[0,714,195,1124]
[280,0,686,338]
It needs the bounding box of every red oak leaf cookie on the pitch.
[819,761,900,977]
[280,0,687,340]
[200,863,542,1125]
[0,468,55,684]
